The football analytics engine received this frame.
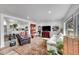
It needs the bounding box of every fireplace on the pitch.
[42,26,51,38]
[42,31,50,38]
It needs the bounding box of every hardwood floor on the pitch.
[0,37,48,55]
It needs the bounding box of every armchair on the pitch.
[16,34,30,46]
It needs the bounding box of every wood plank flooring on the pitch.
[0,37,48,55]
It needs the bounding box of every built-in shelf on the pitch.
[30,24,36,38]
[67,29,74,31]
[64,11,79,37]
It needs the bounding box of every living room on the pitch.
[0,4,79,55]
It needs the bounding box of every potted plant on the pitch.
[48,49,57,55]
[56,41,63,55]
[12,24,18,30]
[10,24,18,31]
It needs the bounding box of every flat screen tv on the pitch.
[42,26,51,31]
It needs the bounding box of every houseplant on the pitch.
[10,24,18,31]
[56,41,63,55]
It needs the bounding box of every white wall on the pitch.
[37,20,62,27]
[0,14,5,48]
[36,20,63,37]
[0,15,1,46]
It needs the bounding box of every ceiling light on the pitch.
[48,10,52,14]
[4,20,7,25]
[26,16,30,19]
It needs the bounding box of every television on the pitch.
[42,26,51,31]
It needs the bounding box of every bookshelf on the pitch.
[64,12,79,37]
[30,24,36,38]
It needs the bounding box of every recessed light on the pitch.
[4,20,7,25]
[48,10,52,14]
[26,16,30,19]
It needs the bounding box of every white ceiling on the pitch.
[0,4,71,22]
[4,17,28,25]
